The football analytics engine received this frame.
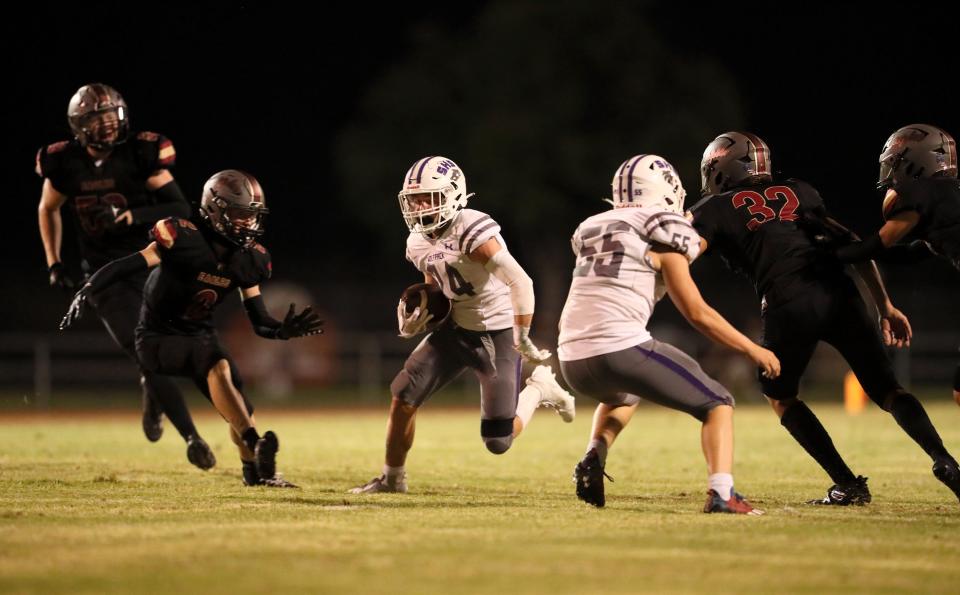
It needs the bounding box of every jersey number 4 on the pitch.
[732,186,799,231]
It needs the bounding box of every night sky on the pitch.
[8,2,960,333]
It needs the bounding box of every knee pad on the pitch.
[481,418,514,455]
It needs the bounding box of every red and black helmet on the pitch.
[878,124,957,190]
[700,132,773,196]
[67,83,130,150]
[199,170,269,247]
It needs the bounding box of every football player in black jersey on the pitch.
[37,83,212,469]
[691,131,960,505]
[61,170,323,487]
[836,124,960,412]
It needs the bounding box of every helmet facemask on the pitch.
[398,156,470,236]
[878,124,957,190]
[200,170,268,248]
[68,84,130,150]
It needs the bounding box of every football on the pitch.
[400,282,451,330]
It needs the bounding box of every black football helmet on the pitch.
[700,132,773,195]
[67,83,130,150]
[878,124,957,189]
[199,170,269,247]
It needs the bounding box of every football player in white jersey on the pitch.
[558,154,780,514]
[350,156,576,494]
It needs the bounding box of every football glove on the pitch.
[60,283,92,330]
[277,304,324,339]
[48,262,76,292]
[397,301,433,338]
[514,326,551,363]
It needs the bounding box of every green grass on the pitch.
[2,402,960,594]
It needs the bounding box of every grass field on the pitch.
[2,401,960,594]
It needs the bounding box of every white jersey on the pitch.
[558,207,702,361]
[405,208,514,331]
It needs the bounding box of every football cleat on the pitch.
[703,489,764,515]
[527,365,576,422]
[186,436,216,471]
[241,460,297,488]
[573,449,612,507]
[254,430,279,480]
[348,473,408,494]
[933,458,960,502]
[807,475,871,506]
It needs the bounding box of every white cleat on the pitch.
[527,365,576,422]
[348,473,408,494]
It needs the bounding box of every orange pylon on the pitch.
[844,370,867,415]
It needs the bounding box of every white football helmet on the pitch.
[398,156,471,235]
[610,154,686,214]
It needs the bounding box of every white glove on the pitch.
[513,325,551,363]
[397,300,434,338]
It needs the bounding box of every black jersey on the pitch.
[141,218,272,335]
[36,132,182,270]
[692,178,845,305]
[884,177,960,269]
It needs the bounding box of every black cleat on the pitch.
[807,475,871,505]
[573,449,613,508]
[141,391,164,443]
[242,459,297,488]
[186,436,216,470]
[254,431,279,481]
[932,458,960,503]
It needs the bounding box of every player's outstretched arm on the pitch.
[471,237,550,362]
[60,242,161,330]
[834,210,920,263]
[241,286,323,340]
[658,250,780,379]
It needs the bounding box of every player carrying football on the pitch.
[349,156,575,494]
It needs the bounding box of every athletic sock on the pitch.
[514,385,541,430]
[890,393,950,462]
[708,473,734,500]
[587,439,608,467]
[780,401,857,485]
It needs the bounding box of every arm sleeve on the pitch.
[87,252,149,294]
[835,232,886,263]
[131,180,191,225]
[243,294,285,340]
[484,249,535,316]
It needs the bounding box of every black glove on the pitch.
[48,262,76,292]
[277,303,324,339]
[60,283,92,330]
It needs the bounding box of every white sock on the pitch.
[588,439,608,466]
[383,464,405,479]
[514,385,541,430]
[708,473,734,500]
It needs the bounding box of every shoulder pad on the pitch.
[151,217,197,250]
[458,210,501,254]
[35,141,71,177]
[645,212,701,261]
[135,131,176,169]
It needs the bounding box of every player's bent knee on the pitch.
[481,418,514,455]
[483,436,513,455]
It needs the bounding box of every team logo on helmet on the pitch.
[398,156,472,236]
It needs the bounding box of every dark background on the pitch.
[7,1,960,339]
